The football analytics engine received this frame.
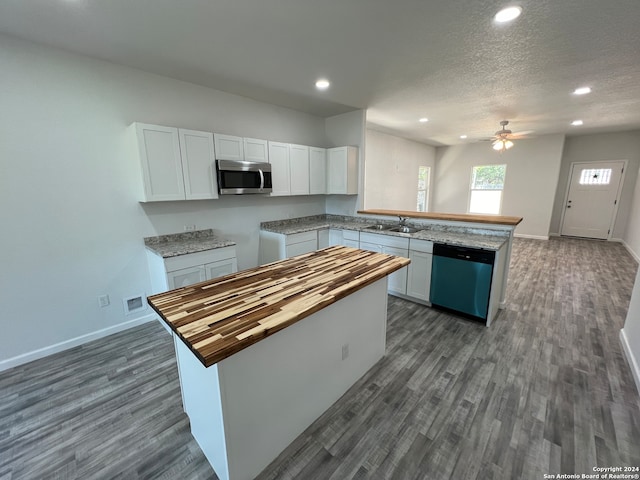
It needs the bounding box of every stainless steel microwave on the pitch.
[216,159,272,194]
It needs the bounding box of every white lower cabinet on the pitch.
[359,232,409,296]
[318,229,330,248]
[166,255,238,290]
[286,232,317,257]
[342,230,360,248]
[167,265,206,289]
[147,246,238,292]
[407,239,433,303]
[147,246,238,331]
[259,230,318,264]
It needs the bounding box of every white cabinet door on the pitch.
[167,265,206,289]
[309,147,327,194]
[214,134,244,161]
[286,239,318,257]
[359,242,382,253]
[135,123,185,202]
[407,250,432,302]
[384,246,408,295]
[243,138,268,162]
[327,146,358,195]
[269,141,291,196]
[289,144,310,195]
[285,231,317,257]
[318,229,329,249]
[205,258,238,280]
[328,229,343,246]
[179,129,218,200]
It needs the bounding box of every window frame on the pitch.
[468,164,507,215]
[417,166,430,212]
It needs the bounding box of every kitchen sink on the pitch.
[365,224,394,230]
[388,226,421,234]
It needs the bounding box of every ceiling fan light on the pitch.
[492,138,514,152]
[494,6,522,23]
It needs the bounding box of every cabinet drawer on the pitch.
[409,239,433,254]
[342,229,360,242]
[285,230,317,245]
[359,232,409,249]
[164,246,237,272]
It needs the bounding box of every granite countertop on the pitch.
[147,246,409,367]
[260,215,509,251]
[144,229,236,258]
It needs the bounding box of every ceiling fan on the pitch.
[486,120,534,152]
[492,120,515,152]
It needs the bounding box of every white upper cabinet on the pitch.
[327,146,358,195]
[289,144,310,195]
[214,134,269,163]
[214,133,244,161]
[243,137,268,162]
[268,141,291,196]
[179,129,218,200]
[309,147,327,195]
[134,123,217,202]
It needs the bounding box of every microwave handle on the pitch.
[258,169,265,190]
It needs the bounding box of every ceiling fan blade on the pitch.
[510,130,535,139]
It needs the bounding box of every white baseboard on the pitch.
[620,328,640,396]
[0,313,158,373]
[514,233,549,240]
[620,239,640,263]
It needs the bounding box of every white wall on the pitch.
[624,166,640,261]
[433,135,565,239]
[0,35,330,368]
[622,165,640,393]
[363,129,436,211]
[549,131,640,239]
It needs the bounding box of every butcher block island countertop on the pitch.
[358,209,523,226]
[147,245,410,367]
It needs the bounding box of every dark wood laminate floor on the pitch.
[1,237,639,479]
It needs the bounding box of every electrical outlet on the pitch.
[184,225,196,232]
[341,343,349,360]
[98,294,110,308]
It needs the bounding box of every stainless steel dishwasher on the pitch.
[429,243,495,322]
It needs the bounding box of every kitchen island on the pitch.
[147,246,409,480]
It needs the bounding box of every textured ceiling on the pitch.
[2,0,640,146]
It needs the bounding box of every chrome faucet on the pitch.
[398,216,408,227]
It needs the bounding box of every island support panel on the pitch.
[174,277,389,480]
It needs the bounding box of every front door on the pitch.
[560,161,625,239]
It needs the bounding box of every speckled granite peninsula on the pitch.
[260,214,511,250]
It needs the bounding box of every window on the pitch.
[469,164,506,214]
[579,168,612,185]
[417,166,430,212]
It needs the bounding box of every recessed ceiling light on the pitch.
[315,79,330,90]
[460,135,468,139]
[419,118,429,123]
[494,6,522,23]
[573,87,592,95]
[571,120,584,126]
